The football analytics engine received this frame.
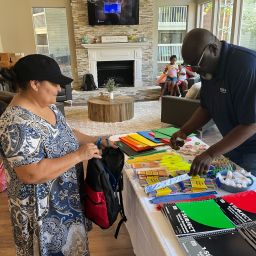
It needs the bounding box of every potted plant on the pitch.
[104,78,118,100]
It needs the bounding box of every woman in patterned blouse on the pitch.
[0,54,115,256]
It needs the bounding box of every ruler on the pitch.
[144,174,191,194]
[150,191,218,204]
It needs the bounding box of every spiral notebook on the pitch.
[163,198,256,255]
[215,197,256,225]
[179,229,256,256]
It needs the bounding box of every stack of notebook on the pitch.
[161,192,256,255]
[117,128,196,156]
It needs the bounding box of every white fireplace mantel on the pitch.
[82,42,148,87]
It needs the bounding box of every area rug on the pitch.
[65,100,169,136]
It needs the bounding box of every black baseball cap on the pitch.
[13,54,73,87]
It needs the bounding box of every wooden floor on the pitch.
[0,191,135,256]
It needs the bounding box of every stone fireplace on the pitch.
[82,42,148,88]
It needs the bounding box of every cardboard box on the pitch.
[0,53,24,67]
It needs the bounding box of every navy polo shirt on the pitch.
[200,41,256,153]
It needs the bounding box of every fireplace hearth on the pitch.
[97,61,134,87]
[82,42,147,87]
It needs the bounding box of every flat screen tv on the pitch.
[88,0,139,26]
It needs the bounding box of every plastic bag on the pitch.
[156,73,167,85]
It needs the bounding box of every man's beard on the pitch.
[200,73,213,80]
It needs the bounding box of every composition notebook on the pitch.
[161,199,235,237]
[179,229,256,256]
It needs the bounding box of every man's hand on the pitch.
[189,151,213,176]
[170,130,187,150]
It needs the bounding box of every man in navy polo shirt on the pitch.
[170,28,256,176]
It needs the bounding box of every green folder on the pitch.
[153,127,196,138]
[176,200,235,229]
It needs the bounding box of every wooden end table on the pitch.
[88,95,134,122]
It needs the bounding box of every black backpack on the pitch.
[84,147,127,238]
[81,73,97,91]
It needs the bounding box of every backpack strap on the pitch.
[114,175,127,239]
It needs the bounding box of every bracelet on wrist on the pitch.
[95,137,102,149]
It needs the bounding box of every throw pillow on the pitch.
[185,82,201,99]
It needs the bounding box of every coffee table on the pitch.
[88,95,134,122]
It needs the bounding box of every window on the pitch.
[200,1,213,31]
[157,5,188,73]
[36,34,48,45]
[217,0,234,42]
[32,8,44,14]
[32,7,71,77]
[239,0,256,50]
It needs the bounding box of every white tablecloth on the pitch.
[123,166,185,256]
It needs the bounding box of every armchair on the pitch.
[161,95,214,138]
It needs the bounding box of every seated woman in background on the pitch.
[0,54,116,256]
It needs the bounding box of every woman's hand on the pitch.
[77,143,102,161]
[101,137,118,149]
[189,151,213,176]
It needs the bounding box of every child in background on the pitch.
[176,64,187,96]
[177,64,197,97]
[164,55,179,96]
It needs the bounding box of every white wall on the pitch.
[0,0,36,54]
[0,0,78,84]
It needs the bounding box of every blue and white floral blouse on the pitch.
[0,105,91,256]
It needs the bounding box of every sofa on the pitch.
[161,95,214,138]
[0,91,65,116]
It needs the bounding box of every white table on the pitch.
[123,166,185,256]
[119,136,256,256]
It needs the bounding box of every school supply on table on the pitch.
[214,191,256,226]
[128,133,162,147]
[237,223,256,251]
[216,170,254,193]
[179,143,207,156]
[126,151,176,164]
[179,229,256,256]
[145,174,191,194]
[116,141,157,157]
[215,197,256,225]
[150,191,218,204]
[161,199,235,237]
[84,147,126,238]
[153,127,196,138]
[136,168,169,177]
[131,162,162,169]
[221,190,256,213]
[160,154,191,174]
[137,130,162,143]
[119,136,152,151]
[128,149,167,159]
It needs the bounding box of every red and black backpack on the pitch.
[83,147,126,238]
